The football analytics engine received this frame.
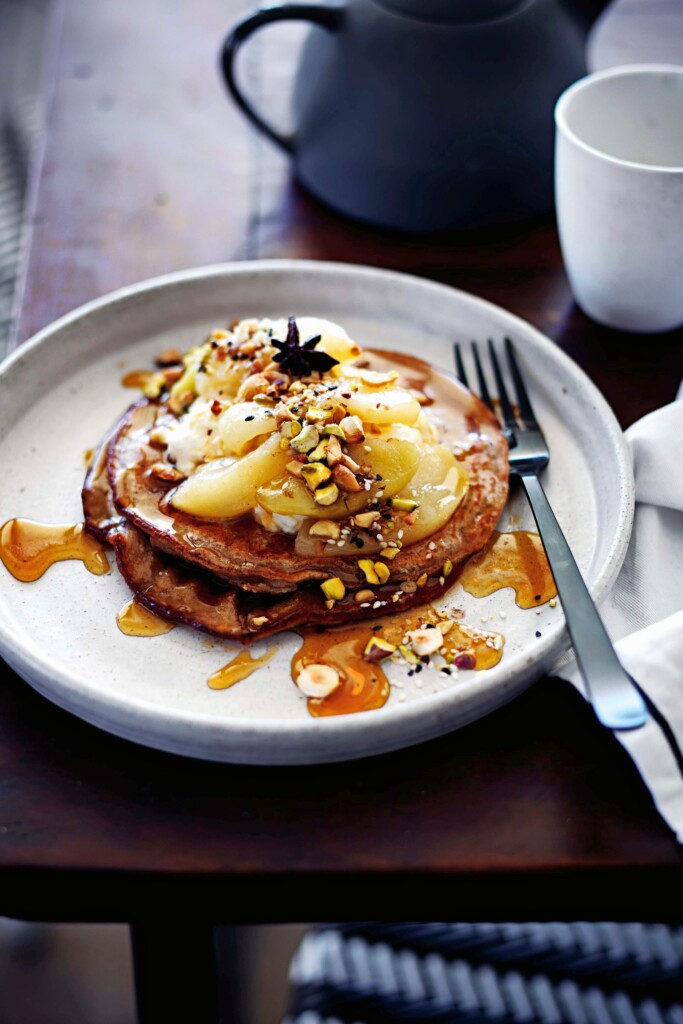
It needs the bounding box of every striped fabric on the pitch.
[285,923,683,1024]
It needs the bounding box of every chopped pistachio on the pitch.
[398,643,420,666]
[380,546,400,560]
[416,573,428,587]
[443,559,454,577]
[301,463,332,492]
[142,373,165,399]
[314,482,340,506]
[307,440,330,463]
[290,423,319,452]
[363,637,397,663]
[358,559,380,585]
[374,562,390,584]
[388,498,420,512]
[320,578,346,602]
[305,407,330,423]
[321,423,345,438]
[280,419,302,439]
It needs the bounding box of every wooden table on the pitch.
[4,0,683,1019]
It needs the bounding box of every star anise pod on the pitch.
[271,317,339,377]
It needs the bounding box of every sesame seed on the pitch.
[360,602,371,608]
[428,541,436,551]
[373,601,382,609]
[397,530,404,539]
[439,576,445,586]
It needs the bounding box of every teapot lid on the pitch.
[373,0,523,22]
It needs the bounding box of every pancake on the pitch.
[106,357,508,595]
[82,318,509,642]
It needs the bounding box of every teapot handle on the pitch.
[221,3,344,154]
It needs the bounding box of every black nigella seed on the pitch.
[415,664,423,673]
[376,474,383,481]
[441,667,452,675]
[372,624,382,632]
[244,415,255,421]
[315,625,325,634]
[408,670,414,677]
[535,595,541,601]
[535,630,541,638]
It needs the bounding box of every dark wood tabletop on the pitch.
[3,0,683,926]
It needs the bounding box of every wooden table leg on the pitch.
[130,921,221,1023]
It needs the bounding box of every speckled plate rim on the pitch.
[0,260,634,763]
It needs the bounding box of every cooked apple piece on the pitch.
[217,401,277,456]
[347,436,420,497]
[345,388,421,425]
[257,474,367,519]
[397,446,469,545]
[170,433,288,519]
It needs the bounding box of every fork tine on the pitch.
[453,343,469,388]
[470,342,495,415]
[487,339,517,432]
[504,337,538,429]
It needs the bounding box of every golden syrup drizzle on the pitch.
[381,607,504,671]
[117,598,175,637]
[293,623,390,718]
[0,519,110,582]
[121,369,156,389]
[459,530,557,608]
[293,607,504,718]
[208,647,276,690]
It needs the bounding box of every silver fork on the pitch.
[455,338,647,731]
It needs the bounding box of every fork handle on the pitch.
[520,473,647,730]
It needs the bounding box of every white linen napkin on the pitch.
[555,393,683,841]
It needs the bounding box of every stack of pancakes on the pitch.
[82,325,508,642]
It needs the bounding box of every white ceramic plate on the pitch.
[0,261,633,764]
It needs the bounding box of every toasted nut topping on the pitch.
[309,520,341,540]
[296,663,341,698]
[401,580,418,594]
[325,435,343,466]
[322,423,345,438]
[443,559,454,577]
[252,615,269,627]
[162,366,184,385]
[380,546,400,561]
[357,369,399,387]
[148,428,168,449]
[237,373,270,401]
[374,562,390,584]
[156,347,183,366]
[332,464,362,492]
[388,497,420,512]
[358,559,380,585]
[313,482,340,506]
[280,419,302,439]
[301,463,332,492]
[339,452,361,473]
[286,459,305,477]
[354,511,380,528]
[416,573,428,587]
[339,415,365,443]
[437,620,454,636]
[290,423,319,452]
[354,588,375,603]
[321,578,346,602]
[398,643,420,665]
[150,462,186,483]
[406,627,442,657]
[142,373,165,400]
[168,390,195,415]
[274,402,295,427]
[305,407,330,423]
[363,637,397,662]
[307,440,330,463]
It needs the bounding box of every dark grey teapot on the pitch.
[221,0,610,231]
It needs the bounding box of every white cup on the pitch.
[555,64,683,333]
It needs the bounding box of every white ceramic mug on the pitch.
[555,64,683,333]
